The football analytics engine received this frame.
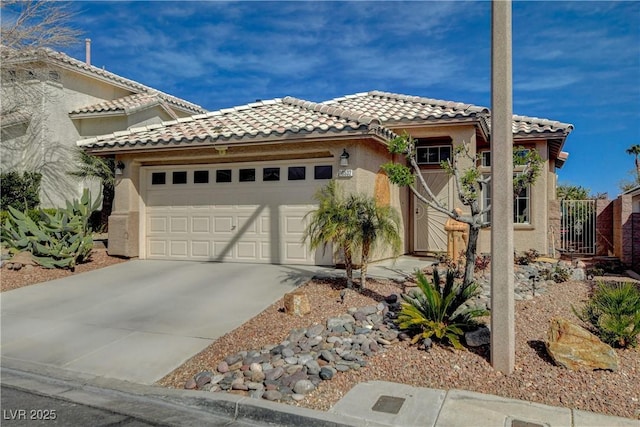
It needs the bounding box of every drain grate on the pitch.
[510,420,545,427]
[371,395,405,414]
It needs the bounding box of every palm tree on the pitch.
[303,181,358,288]
[67,148,115,231]
[626,144,640,183]
[346,194,402,290]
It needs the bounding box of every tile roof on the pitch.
[510,114,574,137]
[78,96,383,150]
[69,93,179,119]
[77,90,573,151]
[1,47,207,115]
[325,91,573,136]
[324,90,489,122]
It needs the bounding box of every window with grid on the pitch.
[416,145,452,165]
[482,178,530,224]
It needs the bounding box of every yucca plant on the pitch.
[573,281,640,348]
[397,269,488,349]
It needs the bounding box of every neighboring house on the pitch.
[0,46,207,208]
[77,91,573,265]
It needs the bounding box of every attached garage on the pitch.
[141,161,334,265]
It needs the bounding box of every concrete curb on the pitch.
[0,358,361,426]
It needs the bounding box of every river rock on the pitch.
[263,390,282,401]
[545,317,619,371]
[293,379,315,394]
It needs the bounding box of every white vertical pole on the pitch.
[490,0,515,374]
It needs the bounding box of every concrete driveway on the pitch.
[1,260,331,384]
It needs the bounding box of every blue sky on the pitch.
[61,1,640,196]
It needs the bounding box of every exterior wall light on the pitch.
[340,148,350,166]
[115,161,125,175]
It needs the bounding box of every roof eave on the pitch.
[80,127,377,156]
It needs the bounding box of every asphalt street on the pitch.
[1,385,161,426]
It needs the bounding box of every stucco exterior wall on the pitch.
[106,138,409,260]
[351,139,408,258]
[477,139,551,255]
[1,62,197,209]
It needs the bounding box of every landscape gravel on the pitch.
[159,276,640,420]
[1,248,128,292]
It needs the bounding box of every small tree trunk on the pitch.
[463,225,480,288]
[100,184,114,232]
[360,242,371,290]
[344,245,354,288]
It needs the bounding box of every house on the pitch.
[77,91,573,264]
[0,44,207,208]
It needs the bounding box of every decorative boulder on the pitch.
[545,317,618,371]
[465,325,491,347]
[283,291,311,316]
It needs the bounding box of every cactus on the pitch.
[1,189,100,269]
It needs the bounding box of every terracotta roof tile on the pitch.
[77,90,573,151]
[2,47,206,115]
[69,93,179,118]
[324,90,489,123]
[78,97,377,150]
[326,91,573,136]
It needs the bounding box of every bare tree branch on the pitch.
[1,0,81,50]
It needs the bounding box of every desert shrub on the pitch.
[1,189,99,269]
[437,254,464,278]
[0,171,42,211]
[474,254,491,274]
[573,281,640,348]
[543,264,571,283]
[396,269,488,349]
[515,248,540,265]
[590,260,626,276]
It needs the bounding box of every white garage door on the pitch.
[143,162,334,265]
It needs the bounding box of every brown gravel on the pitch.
[1,248,128,292]
[158,276,640,420]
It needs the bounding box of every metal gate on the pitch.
[560,200,596,255]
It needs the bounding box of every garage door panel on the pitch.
[237,215,258,234]
[191,217,210,233]
[191,241,210,257]
[284,215,306,235]
[213,241,234,260]
[285,241,309,262]
[144,166,327,264]
[148,240,167,257]
[214,217,233,233]
[236,241,258,259]
[170,217,188,233]
[148,217,168,233]
[170,241,188,257]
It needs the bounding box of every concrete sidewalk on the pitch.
[2,360,637,427]
[330,381,638,427]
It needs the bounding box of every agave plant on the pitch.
[573,280,640,348]
[1,189,100,269]
[397,269,488,349]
